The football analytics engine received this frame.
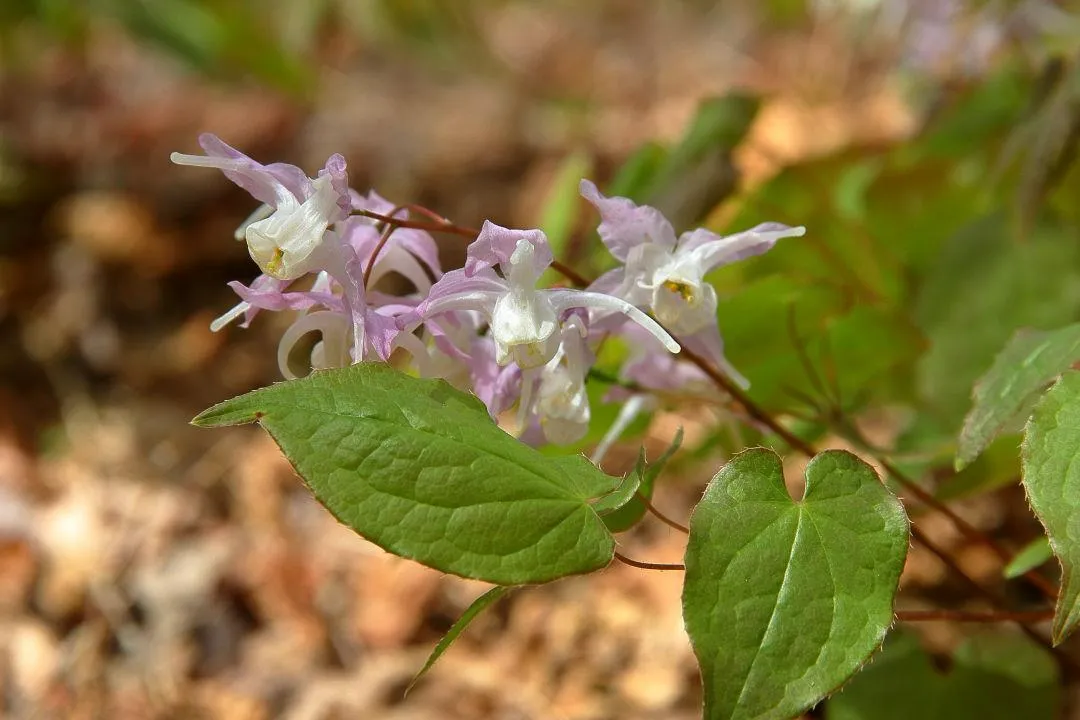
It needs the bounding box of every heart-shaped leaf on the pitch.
[1022,370,1080,643]
[827,630,1059,720]
[194,363,617,585]
[683,448,909,720]
[957,323,1080,470]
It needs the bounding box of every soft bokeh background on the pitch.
[1,1,1078,718]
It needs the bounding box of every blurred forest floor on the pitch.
[0,2,1059,718]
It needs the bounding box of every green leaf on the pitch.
[536,150,592,253]
[607,141,667,202]
[602,429,683,533]
[957,323,1080,470]
[646,93,759,227]
[407,585,509,694]
[827,630,1059,720]
[1022,370,1080,643]
[592,456,643,518]
[682,449,909,720]
[1004,536,1053,580]
[194,364,617,585]
[917,215,1080,429]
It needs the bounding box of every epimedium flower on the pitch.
[579,179,805,336]
[403,220,680,370]
[519,314,593,446]
[171,134,351,281]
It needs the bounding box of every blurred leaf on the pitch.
[607,141,668,202]
[762,0,808,26]
[194,363,617,585]
[408,586,509,694]
[537,150,592,279]
[1005,536,1053,580]
[602,428,683,533]
[918,64,1032,159]
[1022,370,1080,643]
[1001,57,1080,234]
[537,150,592,251]
[683,449,908,720]
[936,435,1019,501]
[116,0,226,71]
[833,160,883,223]
[112,0,311,95]
[916,214,1080,430]
[827,630,1059,720]
[956,323,1080,470]
[646,93,759,227]
[716,273,918,413]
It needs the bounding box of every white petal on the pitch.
[233,204,274,241]
[277,311,351,379]
[548,289,680,354]
[245,175,340,280]
[210,301,251,332]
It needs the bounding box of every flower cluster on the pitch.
[174,135,804,450]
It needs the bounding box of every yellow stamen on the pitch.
[662,280,695,302]
[267,247,285,276]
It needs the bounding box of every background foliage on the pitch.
[2,1,1080,718]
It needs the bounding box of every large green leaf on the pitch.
[827,630,1059,720]
[682,449,909,720]
[194,364,617,585]
[1022,370,1080,643]
[957,323,1080,470]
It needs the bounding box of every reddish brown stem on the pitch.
[897,609,1054,623]
[363,220,399,287]
[354,209,479,238]
[637,493,691,535]
[548,259,1067,661]
[911,526,1076,674]
[613,551,685,571]
[877,457,1058,601]
[355,202,1061,630]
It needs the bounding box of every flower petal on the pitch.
[682,222,805,271]
[547,289,680,354]
[465,221,552,277]
[579,179,677,261]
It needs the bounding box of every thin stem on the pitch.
[911,526,1077,675]
[897,609,1055,623]
[353,209,479,238]
[551,260,591,289]
[363,220,399,287]
[637,493,690,535]
[878,457,1059,601]
[613,551,685,571]
[550,252,1066,661]
[548,262,1047,596]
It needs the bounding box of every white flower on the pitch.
[581,179,805,336]
[171,134,350,281]
[407,221,680,370]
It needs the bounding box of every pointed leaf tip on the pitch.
[407,586,510,696]
[192,363,618,585]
